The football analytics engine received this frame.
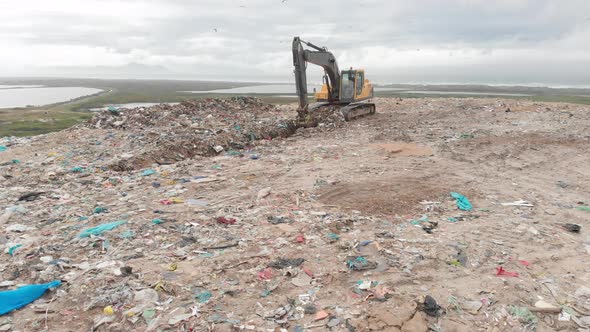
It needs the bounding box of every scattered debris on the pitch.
[534,300,559,310]
[501,200,534,207]
[290,273,312,287]
[216,217,236,225]
[562,223,581,233]
[509,305,538,327]
[257,187,272,200]
[461,300,483,314]
[268,258,304,269]
[17,192,45,202]
[346,256,378,271]
[420,295,442,317]
[314,310,329,321]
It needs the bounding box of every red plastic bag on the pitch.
[302,267,314,277]
[496,266,519,277]
[257,268,273,280]
[217,217,236,225]
[295,234,306,243]
[518,260,530,267]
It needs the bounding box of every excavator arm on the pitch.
[292,37,340,109]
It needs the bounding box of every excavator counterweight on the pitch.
[292,36,375,122]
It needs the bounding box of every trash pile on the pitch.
[0,97,589,331]
[87,97,298,170]
[296,104,347,129]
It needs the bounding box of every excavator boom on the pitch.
[292,37,340,109]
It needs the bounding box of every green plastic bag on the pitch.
[450,192,472,211]
[79,220,126,238]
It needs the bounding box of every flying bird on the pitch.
[213,28,218,32]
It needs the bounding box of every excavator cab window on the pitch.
[340,70,355,102]
[355,72,364,96]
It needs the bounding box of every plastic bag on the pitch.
[496,266,519,277]
[79,220,126,238]
[0,280,61,315]
[450,192,472,211]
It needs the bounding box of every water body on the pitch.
[0,87,103,109]
[182,84,529,96]
[181,84,321,95]
[0,85,44,89]
[374,87,407,91]
[182,84,406,95]
[402,90,532,96]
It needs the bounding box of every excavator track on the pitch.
[297,102,376,127]
[310,102,376,121]
[340,102,376,121]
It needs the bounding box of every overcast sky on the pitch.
[1,0,590,85]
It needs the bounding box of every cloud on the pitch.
[0,0,589,84]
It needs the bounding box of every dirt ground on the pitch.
[0,97,589,331]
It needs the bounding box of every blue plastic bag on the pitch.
[450,192,472,211]
[79,220,126,238]
[70,166,84,173]
[8,244,22,256]
[0,280,61,315]
[0,146,7,152]
[142,169,156,176]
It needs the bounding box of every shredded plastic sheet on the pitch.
[509,305,538,326]
[0,280,61,315]
[78,220,126,238]
[450,192,473,211]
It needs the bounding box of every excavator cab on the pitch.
[338,69,373,104]
[315,69,374,104]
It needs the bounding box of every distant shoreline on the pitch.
[1,78,589,137]
[2,77,590,90]
[1,79,589,112]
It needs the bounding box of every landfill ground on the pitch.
[0,96,589,332]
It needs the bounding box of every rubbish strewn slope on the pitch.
[0,97,589,331]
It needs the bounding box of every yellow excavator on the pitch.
[292,36,375,121]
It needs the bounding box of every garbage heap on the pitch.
[87,97,298,171]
